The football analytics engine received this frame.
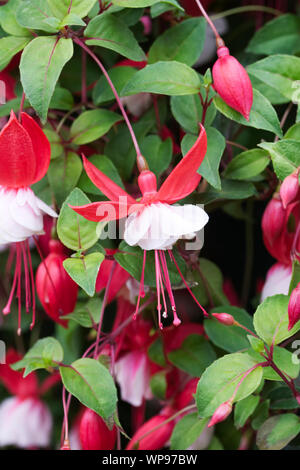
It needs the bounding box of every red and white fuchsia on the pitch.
[0,111,57,333]
[0,350,54,448]
[288,282,300,331]
[71,127,209,328]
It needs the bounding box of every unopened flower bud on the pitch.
[208,400,233,427]
[280,170,300,209]
[212,46,253,120]
[261,196,286,247]
[79,408,117,450]
[211,312,235,326]
[288,282,300,331]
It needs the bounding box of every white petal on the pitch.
[115,351,151,407]
[261,263,292,302]
[36,197,58,218]
[0,397,52,448]
[124,206,152,247]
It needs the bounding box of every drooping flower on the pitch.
[70,126,209,328]
[79,408,117,450]
[0,111,57,333]
[208,400,232,427]
[212,46,253,120]
[0,350,54,449]
[288,282,300,331]
[35,240,78,327]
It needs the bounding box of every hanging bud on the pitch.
[211,312,235,326]
[208,400,232,427]
[212,46,253,120]
[79,408,117,450]
[288,282,300,331]
[261,196,286,248]
[35,240,78,327]
[280,170,300,209]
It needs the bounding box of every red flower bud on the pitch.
[211,312,235,326]
[212,46,253,120]
[288,282,300,331]
[280,170,300,209]
[35,240,78,327]
[208,400,232,427]
[126,409,175,450]
[262,196,286,248]
[79,408,117,450]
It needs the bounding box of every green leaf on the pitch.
[85,14,146,61]
[112,0,159,6]
[234,395,260,429]
[214,88,282,137]
[0,36,31,72]
[57,188,100,251]
[247,55,300,103]
[63,252,104,297]
[168,335,216,377]
[253,294,300,346]
[259,140,300,180]
[196,353,263,417]
[268,385,299,410]
[181,128,224,190]
[204,306,254,353]
[114,241,186,288]
[284,123,300,141]
[289,259,300,295]
[47,0,98,19]
[60,357,117,421]
[223,149,270,181]
[47,152,82,207]
[248,335,265,353]
[70,109,121,145]
[121,61,201,96]
[0,0,31,36]
[147,338,166,367]
[60,13,86,27]
[247,14,300,56]
[78,154,125,196]
[93,66,137,105]
[150,371,167,400]
[251,400,270,430]
[191,258,228,307]
[44,129,63,160]
[195,179,257,205]
[20,36,73,122]
[140,135,173,177]
[50,86,74,111]
[62,298,101,328]
[170,414,210,450]
[248,347,300,382]
[256,414,300,450]
[16,0,59,33]
[148,17,206,66]
[11,337,63,376]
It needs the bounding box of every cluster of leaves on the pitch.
[1,0,300,451]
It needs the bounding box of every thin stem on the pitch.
[275,102,294,142]
[211,5,281,21]
[73,37,142,159]
[18,92,26,121]
[194,0,222,41]
[94,260,117,358]
[62,387,69,443]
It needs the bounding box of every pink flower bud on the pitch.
[211,312,235,326]
[288,282,300,330]
[280,170,300,209]
[79,408,117,450]
[208,401,232,427]
[261,196,286,248]
[212,46,253,120]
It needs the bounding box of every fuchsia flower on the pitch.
[208,400,232,427]
[0,111,57,333]
[212,46,253,120]
[280,170,300,209]
[261,262,292,301]
[35,240,78,327]
[0,350,54,449]
[71,127,209,328]
[79,408,117,450]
